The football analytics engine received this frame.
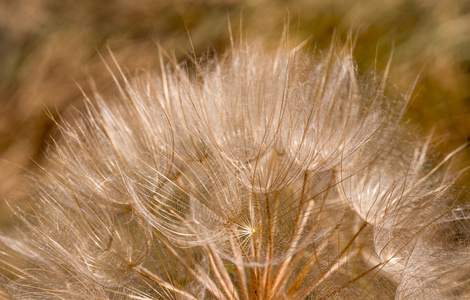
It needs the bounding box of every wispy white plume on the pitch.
[0,37,469,299]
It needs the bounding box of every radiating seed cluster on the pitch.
[0,40,469,299]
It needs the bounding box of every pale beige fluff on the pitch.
[0,39,469,299]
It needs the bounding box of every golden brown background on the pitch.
[1,0,469,228]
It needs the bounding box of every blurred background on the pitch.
[0,0,469,228]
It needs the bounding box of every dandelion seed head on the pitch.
[0,37,469,299]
